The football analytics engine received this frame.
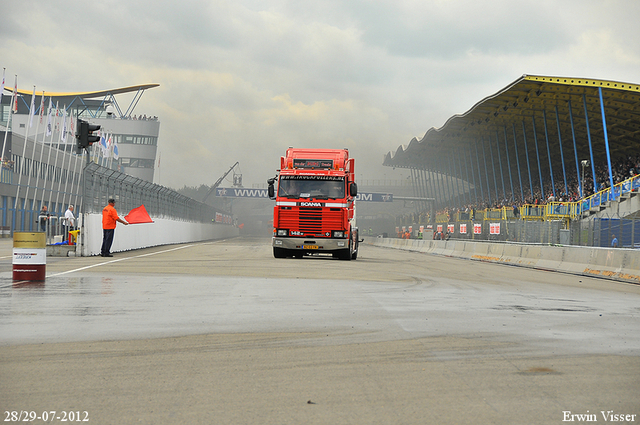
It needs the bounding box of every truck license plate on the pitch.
[303,245,319,250]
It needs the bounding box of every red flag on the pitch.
[125,205,153,224]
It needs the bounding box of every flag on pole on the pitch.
[60,106,67,142]
[38,92,45,125]
[28,86,36,127]
[53,101,59,133]
[124,205,153,224]
[45,97,53,136]
[65,112,73,144]
[12,75,18,113]
[100,132,109,157]
[0,68,5,105]
[112,137,119,160]
[68,114,75,142]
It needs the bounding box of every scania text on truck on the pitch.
[267,148,359,260]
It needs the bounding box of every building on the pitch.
[2,84,160,182]
[0,83,160,233]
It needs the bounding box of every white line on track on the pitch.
[46,244,197,277]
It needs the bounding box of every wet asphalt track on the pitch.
[1,237,639,424]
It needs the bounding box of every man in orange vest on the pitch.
[101,198,129,257]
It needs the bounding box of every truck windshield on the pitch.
[278,176,345,199]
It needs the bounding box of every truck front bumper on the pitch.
[272,237,348,252]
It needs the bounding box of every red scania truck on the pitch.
[267,148,359,260]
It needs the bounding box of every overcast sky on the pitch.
[1,0,638,189]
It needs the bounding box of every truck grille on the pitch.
[279,207,343,234]
[299,207,322,232]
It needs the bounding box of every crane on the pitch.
[203,162,240,202]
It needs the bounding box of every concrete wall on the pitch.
[78,214,239,256]
[369,237,640,285]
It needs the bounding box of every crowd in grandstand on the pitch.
[396,155,640,226]
[127,114,158,121]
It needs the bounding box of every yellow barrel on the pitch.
[13,232,46,281]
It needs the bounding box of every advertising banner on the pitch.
[216,188,393,202]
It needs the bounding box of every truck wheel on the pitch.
[273,247,287,258]
[338,248,351,261]
[351,230,359,260]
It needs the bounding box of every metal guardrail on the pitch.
[434,174,640,223]
[576,174,640,218]
[35,215,79,245]
[405,216,639,247]
[410,174,640,247]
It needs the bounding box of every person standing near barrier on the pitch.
[101,198,128,257]
[611,234,618,248]
[38,205,49,232]
[63,205,75,241]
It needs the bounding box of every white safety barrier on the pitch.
[79,214,239,257]
[369,237,640,285]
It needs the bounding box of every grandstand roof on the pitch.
[3,83,160,119]
[383,75,640,175]
[7,83,160,100]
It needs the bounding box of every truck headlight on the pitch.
[276,229,288,236]
[332,231,345,238]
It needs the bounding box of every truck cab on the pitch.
[268,148,359,260]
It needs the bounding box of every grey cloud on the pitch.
[2,0,638,189]
[349,1,572,58]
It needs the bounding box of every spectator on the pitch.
[63,205,75,240]
[38,205,49,232]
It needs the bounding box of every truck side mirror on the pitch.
[267,178,276,199]
[350,182,358,197]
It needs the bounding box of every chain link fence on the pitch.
[81,162,230,224]
[14,162,233,245]
[570,214,639,248]
[401,216,638,248]
[427,219,563,244]
[1,134,234,245]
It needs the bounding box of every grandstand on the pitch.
[384,75,640,248]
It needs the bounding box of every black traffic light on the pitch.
[75,119,101,151]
